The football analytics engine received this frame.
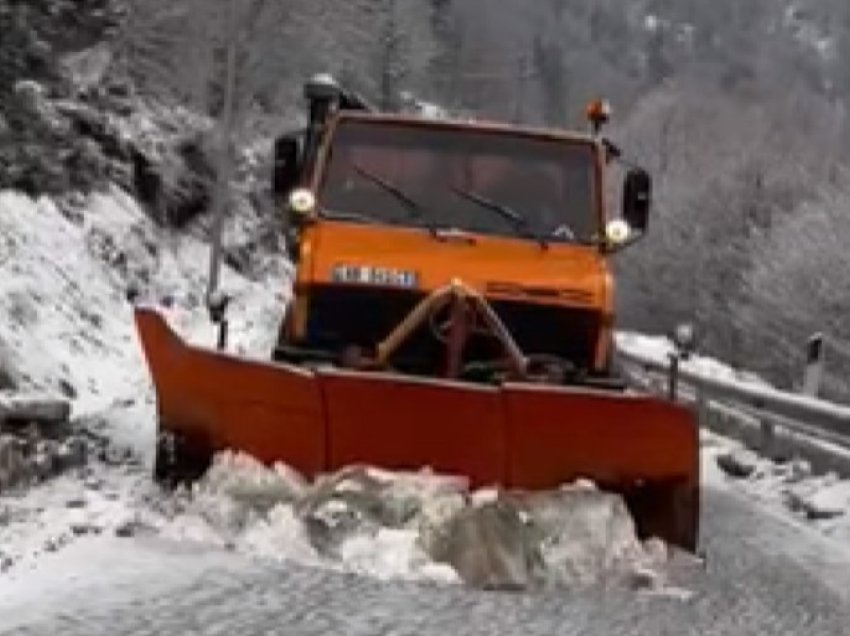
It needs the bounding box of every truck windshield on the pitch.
[317,118,599,244]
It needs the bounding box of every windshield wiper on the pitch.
[352,164,439,237]
[320,209,382,225]
[449,185,548,249]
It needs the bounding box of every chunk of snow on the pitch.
[716,449,761,479]
[786,477,850,521]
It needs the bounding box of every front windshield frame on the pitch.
[309,114,604,246]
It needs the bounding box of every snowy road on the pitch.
[4,482,850,636]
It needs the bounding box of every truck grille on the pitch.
[301,284,600,372]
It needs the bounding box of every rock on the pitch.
[0,391,71,427]
[70,523,100,536]
[115,519,144,538]
[30,445,56,481]
[13,80,47,114]
[716,449,759,479]
[60,43,113,94]
[786,480,849,521]
[58,379,77,399]
[628,565,662,590]
[787,458,813,482]
[0,435,30,490]
[53,436,88,471]
[518,486,649,588]
[429,497,534,590]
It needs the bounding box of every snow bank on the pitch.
[0,186,291,461]
[0,461,153,572]
[705,430,850,547]
[1,443,686,592]
[138,452,683,592]
[615,331,769,387]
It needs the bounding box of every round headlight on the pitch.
[289,188,316,215]
[605,219,630,244]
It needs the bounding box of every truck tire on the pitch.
[153,428,210,487]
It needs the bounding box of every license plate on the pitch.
[331,264,419,288]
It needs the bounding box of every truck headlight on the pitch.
[289,188,316,215]
[605,219,630,244]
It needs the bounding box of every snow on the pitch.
[1,447,684,592]
[138,452,681,590]
[702,429,850,548]
[618,324,850,553]
[0,463,151,572]
[0,185,291,460]
[615,330,769,387]
[0,533,256,625]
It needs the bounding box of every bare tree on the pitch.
[115,0,296,311]
[332,0,438,110]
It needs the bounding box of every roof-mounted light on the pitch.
[586,98,612,135]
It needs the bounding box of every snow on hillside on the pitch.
[0,186,290,456]
[0,184,292,573]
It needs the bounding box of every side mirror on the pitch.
[272,135,301,199]
[622,167,651,233]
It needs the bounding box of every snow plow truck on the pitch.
[133,74,700,551]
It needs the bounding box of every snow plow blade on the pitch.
[133,306,699,551]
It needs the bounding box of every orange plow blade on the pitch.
[133,306,700,551]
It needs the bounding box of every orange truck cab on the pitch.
[271,74,652,387]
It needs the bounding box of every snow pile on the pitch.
[706,430,850,545]
[140,452,685,592]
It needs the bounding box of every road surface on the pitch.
[2,483,850,635]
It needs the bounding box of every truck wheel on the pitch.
[153,429,210,487]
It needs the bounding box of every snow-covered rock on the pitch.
[0,392,71,425]
[716,448,761,479]
[786,476,850,521]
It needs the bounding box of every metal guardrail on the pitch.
[614,344,850,449]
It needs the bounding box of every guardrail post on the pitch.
[667,352,679,401]
[759,415,776,457]
[802,332,824,397]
